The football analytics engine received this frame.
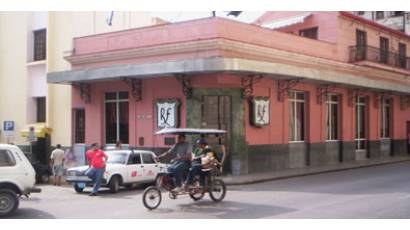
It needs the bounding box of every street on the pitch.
[7,161,410,219]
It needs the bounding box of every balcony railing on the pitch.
[349,45,410,71]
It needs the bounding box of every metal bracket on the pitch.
[277,79,300,101]
[316,84,337,104]
[123,78,142,101]
[373,92,392,109]
[175,74,192,99]
[73,83,91,104]
[347,88,364,107]
[241,75,263,99]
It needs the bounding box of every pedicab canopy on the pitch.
[155,128,226,135]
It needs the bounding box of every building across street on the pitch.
[44,11,410,176]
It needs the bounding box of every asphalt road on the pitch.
[6,161,410,219]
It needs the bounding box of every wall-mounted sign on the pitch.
[250,97,270,127]
[3,121,15,137]
[156,99,180,128]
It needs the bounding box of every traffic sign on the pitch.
[3,121,15,137]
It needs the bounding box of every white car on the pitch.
[66,150,167,193]
[0,144,41,217]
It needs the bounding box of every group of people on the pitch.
[50,136,215,195]
[156,134,217,192]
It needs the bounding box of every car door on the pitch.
[125,153,144,183]
[140,152,158,182]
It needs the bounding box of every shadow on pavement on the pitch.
[4,208,55,219]
[228,162,410,196]
[173,200,295,218]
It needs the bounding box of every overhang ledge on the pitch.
[47,57,410,95]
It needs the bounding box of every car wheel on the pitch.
[109,176,120,193]
[74,184,84,193]
[0,189,19,217]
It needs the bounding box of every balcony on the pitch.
[349,45,410,71]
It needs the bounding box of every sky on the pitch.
[148,11,266,24]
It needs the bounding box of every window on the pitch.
[299,27,318,39]
[379,37,389,64]
[356,29,367,60]
[376,11,384,20]
[398,43,407,68]
[107,153,127,164]
[33,29,46,61]
[289,91,306,142]
[74,109,85,143]
[380,97,392,138]
[326,94,339,141]
[392,11,404,17]
[142,153,156,164]
[105,91,129,144]
[127,154,141,165]
[357,11,365,16]
[0,150,16,167]
[36,97,46,123]
[355,96,367,151]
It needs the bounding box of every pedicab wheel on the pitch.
[142,186,162,210]
[209,179,226,202]
[189,191,205,201]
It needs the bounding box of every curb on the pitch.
[223,157,410,186]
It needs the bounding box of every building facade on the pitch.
[352,11,410,35]
[47,11,410,176]
[0,12,154,164]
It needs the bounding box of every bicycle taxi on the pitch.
[142,128,228,210]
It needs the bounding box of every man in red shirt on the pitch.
[85,143,108,196]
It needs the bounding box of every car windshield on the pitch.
[106,153,127,164]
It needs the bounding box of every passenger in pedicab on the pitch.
[183,138,215,189]
[155,134,193,192]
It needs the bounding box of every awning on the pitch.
[20,123,51,138]
[261,13,312,30]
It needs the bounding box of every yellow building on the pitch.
[0,11,155,163]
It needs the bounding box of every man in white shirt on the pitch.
[50,144,65,186]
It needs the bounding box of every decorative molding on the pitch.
[241,75,263,99]
[277,79,300,102]
[316,84,337,104]
[123,78,142,101]
[73,83,91,104]
[175,74,192,99]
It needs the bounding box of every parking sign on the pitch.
[3,121,15,137]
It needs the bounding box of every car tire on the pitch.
[109,176,120,193]
[74,184,84,193]
[0,189,19,217]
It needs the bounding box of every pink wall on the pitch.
[72,77,186,147]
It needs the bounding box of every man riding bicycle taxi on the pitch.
[155,134,192,192]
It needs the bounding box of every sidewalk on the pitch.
[223,156,410,185]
